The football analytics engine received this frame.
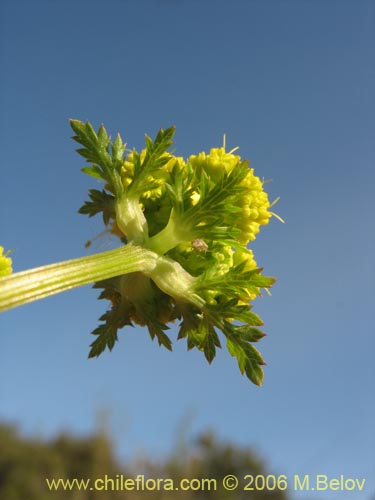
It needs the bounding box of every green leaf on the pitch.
[171,160,251,244]
[70,119,123,196]
[177,306,200,340]
[198,265,274,293]
[227,339,265,386]
[202,327,219,364]
[234,309,264,326]
[154,329,173,351]
[186,328,205,351]
[112,133,126,169]
[81,166,105,180]
[97,123,110,147]
[78,189,115,225]
[130,126,176,196]
[88,314,119,358]
[231,325,266,342]
[245,363,264,387]
[144,312,173,351]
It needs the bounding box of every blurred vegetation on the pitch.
[0,422,292,499]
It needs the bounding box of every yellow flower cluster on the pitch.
[189,147,241,179]
[190,147,271,244]
[0,246,12,277]
[119,144,273,254]
[237,169,271,243]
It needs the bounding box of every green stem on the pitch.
[147,210,192,254]
[115,195,148,245]
[0,245,157,312]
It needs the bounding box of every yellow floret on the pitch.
[189,147,241,179]
[189,147,272,245]
[237,169,271,244]
[0,246,13,277]
[233,247,257,272]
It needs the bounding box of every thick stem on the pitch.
[147,210,192,254]
[0,245,158,312]
[147,256,197,303]
[115,195,148,245]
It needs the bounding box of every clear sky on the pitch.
[1,0,374,498]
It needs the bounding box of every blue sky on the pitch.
[1,0,374,498]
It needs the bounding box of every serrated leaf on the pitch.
[232,325,266,342]
[242,342,265,365]
[154,330,173,351]
[85,121,99,143]
[203,329,217,363]
[128,126,176,197]
[246,270,276,289]
[71,119,124,196]
[187,335,197,350]
[69,118,86,136]
[81,166,105,180]
[186,326,205,351]
[197,265,274,302]
[97,124,110,145]
[145,134,153,150]
[88,323,118,358]
[112,133,125,168]
[76,147,94,160]
[78,189,115,225]
[227,339,265,386]
[179,162,251,242]
[245,362,264,386]
[235,310,264,326]
[177,307,200,340]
